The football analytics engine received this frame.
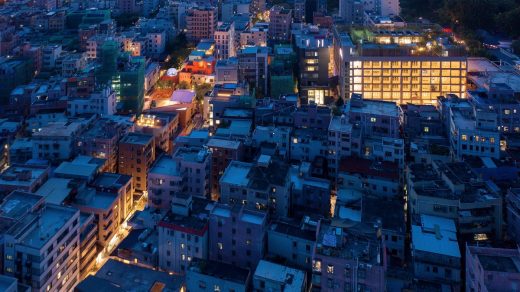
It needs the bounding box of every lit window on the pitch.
[505,109,511,115]
[181,243,185,249]
[490,138,495,143]
[461,135,467,141]
[313,260,322,272]
[327,264,334,274]
[370,117,377,123]
[293,138,298,144]
[217,243,223,250]
[424,127,429,133]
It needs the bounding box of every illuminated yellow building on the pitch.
[334,24,468,105]
[344,58,467,105]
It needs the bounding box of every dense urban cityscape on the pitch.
[0,0,519,291]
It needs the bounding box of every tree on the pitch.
[194,83,212,101]
[177,81,190,90]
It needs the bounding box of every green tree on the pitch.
[194,83,212,101]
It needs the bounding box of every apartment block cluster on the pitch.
[1,0,520,291]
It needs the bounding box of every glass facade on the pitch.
[346,59,467,105]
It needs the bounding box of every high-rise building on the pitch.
[268,6,292,43]
[237,46,270,95]
[186,7,218,42]
[339,0,364,24]
[215,22,236,60]
[118,132,155,193]
[293,24,333,105]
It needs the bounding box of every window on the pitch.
[461,135,467,141]
[217,243,223,250]
[370,117,377,123]
[327,264,334,274]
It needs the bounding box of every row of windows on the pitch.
[350,60,467,69]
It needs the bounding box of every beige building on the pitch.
[118,133,155,193]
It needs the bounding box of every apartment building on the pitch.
[186,7,218,42]
[207,138,244,200]
[32,121,87,163]
[466,246,520,292]
[135,113,179,154]
[220,155,291,217]
[268,6,292,43]
[186,259,251,292]
[209,203,267,270]
[267,219,316,270]
[293,24,332,105]
[215,23,236,60]
[411,215,461,289]
[1,192,81,292]
[407,161,503,242]
[312,219,386,291]
[76,117,132,173]
[118,132,155,193]
[157,195,211,274]
[148,147,211,209]
[253,260,307,291]
[0,164,50,194]
[237,46,270,95]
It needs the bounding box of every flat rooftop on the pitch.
[33,121,83,137]
[75,189,118,210]
[254,260,306,289]
[188,258,250,284]
[0,191,43,219]
[20,204,78,249]
[120,132,153,145]
[150,155,180,176]
[159,197,212,235]
[0,164,49,188]
[95,259,183,291]
[54,156,104,179]
[35,178,73,205]
[220,161,251,187]
[412,214,460,258]
[316,219,382,264]
[0,275,17,291]
[92,172,132,190]
[269,220,315,241]
[207,138,241,150]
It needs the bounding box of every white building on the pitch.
[157,195,211,274]
[67,86,117,116]
[253,260,307,292]
[215,22,236,60]
[2,193,81,292]
[32,120,88,163]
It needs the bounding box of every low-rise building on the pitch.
[186,259,251,292]
[407,161,503,242]
[312,219,386,291]
[466,245,520,292]
[32,120,87,163]
[1,192,81,292]
[290,162,331,218]
[0,164,50,195]
[209,203,267,270]
[253,260,307,291]
[267,219,315,270]
[157,194,211,274]
[148,147,211,209]
[135,113,179,154]
[220,155,291,217]
[411,215,461,289]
